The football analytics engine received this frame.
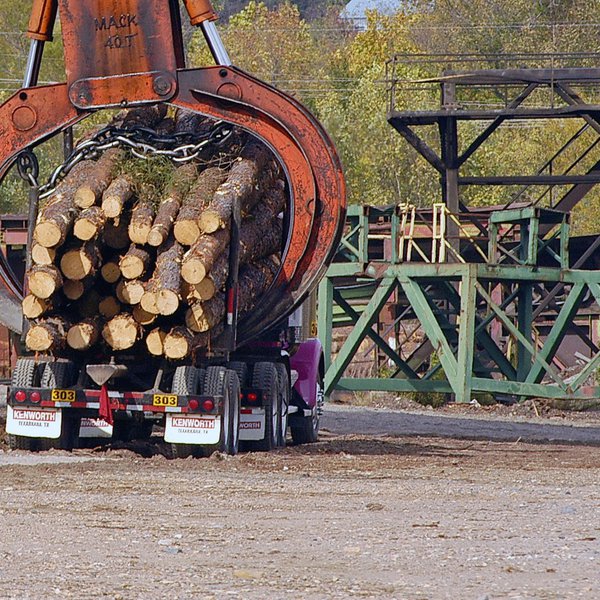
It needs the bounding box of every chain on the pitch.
[27,120,234,199]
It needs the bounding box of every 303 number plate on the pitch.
[51,389,76,402]
[153,394,178,407]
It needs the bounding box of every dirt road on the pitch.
[1,406,599,599]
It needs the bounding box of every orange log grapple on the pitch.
[0,0,346,343]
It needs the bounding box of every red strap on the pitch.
[99,384,114,426]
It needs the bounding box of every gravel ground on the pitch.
[0,404,599,599]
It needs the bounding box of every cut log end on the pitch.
[156,289,180,316]
[33,222,63,249]
[146,328,166,357]
[63,279,85,301]
[101,262,121,284]
[102,314,140,351]
[140,290,160,315]
[163,327,194,360]
[133,305,157,326]
[174,221,201,246]
[147,229,165,247]
[60,246,99,281]
[31,244,56,266]
[28,266,63,300]
[67,319,100,351]
[181,260,206,285]
[22,295,50,319]
[25,318,68,352]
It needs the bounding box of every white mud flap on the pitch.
[79,418,114,439]
[164,414,220,445]
[6,406,62,439]
[239,408,266,441]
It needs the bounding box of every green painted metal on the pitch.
[333,290,418,379]
[324,277,397,396]
[525,282,586,384]
[318,205,600,403]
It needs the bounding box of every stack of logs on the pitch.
[24,109,285,360]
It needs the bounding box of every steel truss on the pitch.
[319,205,600,403]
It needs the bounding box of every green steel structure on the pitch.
[319,60,600,404]
[318,204,600,403]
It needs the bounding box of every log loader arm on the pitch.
[0,0,346,341]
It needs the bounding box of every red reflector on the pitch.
[30,392,41,403]
[188,399,199,411]
[202,399,215,412]
[15,390,26,402]
[247,392,258,403]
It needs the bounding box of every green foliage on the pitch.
[117,155,175,207]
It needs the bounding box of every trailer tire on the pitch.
[274,363,290,447]
[170,366,204,459]
[39,361,78,451]
[40,360,74,388]
[228,361,248,387]
[12,358,39,387]
[8,359,42,451]
[205,367,240,456]
[251,362,279,452]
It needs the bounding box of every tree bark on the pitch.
[148,163,196,247]
[198,142,275,234]
[185,295,225,333]
[151,236,184,316]
[25,317,70,352]
[102,313,141,351]
[119,245,151,280]
[34,161,96,248]
[191,323,224,353]
[181,228,230,284]
[103,213,131,249]
[119,104,168,129]
[28,265,63,299]
[60,241,102,281]
[67,318,101,351]
[128,199,155,245]
[74,149,122,209]
[102,177,134,219]
[238,255,280,315]
[73,206,106,241]
[174,167,228,245]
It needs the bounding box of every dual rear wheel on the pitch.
[170,366,240,459]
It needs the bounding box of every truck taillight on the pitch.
[30,392,41,403]
[188,399,199,411]
[202,399,214,412]
[246,392,258,404]
[15,391,26,402]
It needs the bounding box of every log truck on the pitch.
[0,0,345,456]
